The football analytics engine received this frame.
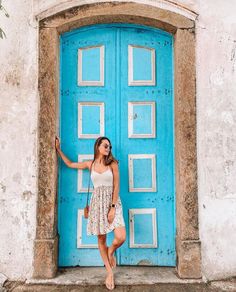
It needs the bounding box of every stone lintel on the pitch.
[39,2,194,34]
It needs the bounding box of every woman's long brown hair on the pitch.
[91,136,119,167]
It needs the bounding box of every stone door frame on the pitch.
[33,2,201,279]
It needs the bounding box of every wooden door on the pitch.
[58,24,175,267]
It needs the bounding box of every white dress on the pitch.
[87,163,125,235]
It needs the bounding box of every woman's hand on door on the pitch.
[55,136,74,168]
[55,136,60,151]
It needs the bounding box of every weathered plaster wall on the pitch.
[0,0,38,280]
[196,0,236,280]
[0,0,235,281]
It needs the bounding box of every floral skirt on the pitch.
[87,185,125,235]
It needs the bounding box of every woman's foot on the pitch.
[108,246,116,269]
[104,272,115,290]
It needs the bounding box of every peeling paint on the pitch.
[25,219,31,226]
[137,259,153,265]
[5,68,21,87]
[27,232,32,240]
[12,173,21,184]
[22,191,33,201]
[221,111,234,125]
[0,141,6,150]
[230,43,236,72]
[12,216,20,225]
[0,182,6,193]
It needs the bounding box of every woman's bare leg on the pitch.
[97,234,114,290]
[108,226,126,268]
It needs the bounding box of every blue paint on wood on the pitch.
[133,47,152,81]
[81,47,101,81]
[59,23,175,267]
[134,214,153,244]
[133,158,153,189]
[82,105,100,134]
[133,104,152,134]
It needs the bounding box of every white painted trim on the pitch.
[128,154,157,192]
[128,45,156,86]
[78,101,105,139]
[77,154,94,193]
[78,45,104,86]
[129,208,157,248]
[128,101,156,138]
[77,209,99,248]
[35,0,198,22]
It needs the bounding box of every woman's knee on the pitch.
[97,234,106,245]
[115,233,126,245]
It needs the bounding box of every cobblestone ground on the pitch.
[2,280,236,292]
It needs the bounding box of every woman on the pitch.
[55,136,126,290]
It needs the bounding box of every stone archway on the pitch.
[33,1,201,279]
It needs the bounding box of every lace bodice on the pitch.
[90,162,113,188]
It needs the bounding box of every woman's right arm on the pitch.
[55,137,91,169]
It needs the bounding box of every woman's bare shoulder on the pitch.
[109,161,118,171]
[87,160,94,168]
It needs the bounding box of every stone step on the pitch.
[3,267,236,291]
[4,281,236,292]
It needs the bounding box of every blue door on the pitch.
[58,24,175,267]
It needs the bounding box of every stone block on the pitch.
[33,237,58,279]
[177,240,201,279]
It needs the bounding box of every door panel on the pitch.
[59,24,175,267]
[119,27,175,265]
[59,28,116,266]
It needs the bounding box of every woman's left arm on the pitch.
[111,161,119,205]
[107,162,119,224]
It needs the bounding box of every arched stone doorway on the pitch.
[33,1,201,279]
